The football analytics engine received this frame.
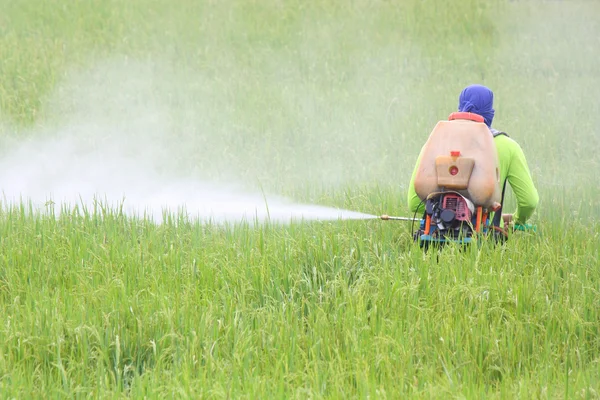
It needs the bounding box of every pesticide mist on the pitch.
[0,61,374,223]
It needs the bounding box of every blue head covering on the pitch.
[458,84,495,127]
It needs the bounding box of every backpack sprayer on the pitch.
[380,112,535,248]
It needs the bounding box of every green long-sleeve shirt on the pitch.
[407,133,539,224]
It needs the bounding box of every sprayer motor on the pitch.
[423,193,475,238]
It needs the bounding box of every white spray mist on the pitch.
[0,60,375,223]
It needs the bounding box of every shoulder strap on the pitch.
[491,128,509,138]
[491,129,509,226]
[492,178,507,227]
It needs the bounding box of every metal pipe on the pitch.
[380,215,420,221]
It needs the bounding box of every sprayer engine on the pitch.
[422,192,475,240]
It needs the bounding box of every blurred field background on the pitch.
[1,0,599,397]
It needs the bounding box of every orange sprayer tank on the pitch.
[413,119,501,209]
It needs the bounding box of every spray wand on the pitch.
[380,215,420,222]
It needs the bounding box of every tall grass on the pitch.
[1,204,599,397]
[1,0,599,397]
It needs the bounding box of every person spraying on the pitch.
[406,84,539,245]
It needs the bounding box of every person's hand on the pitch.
[502,213,513,226]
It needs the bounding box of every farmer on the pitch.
[407,84,539,229]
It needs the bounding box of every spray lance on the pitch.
[380,215,420,222]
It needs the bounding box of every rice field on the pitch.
[1,0,599,398]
